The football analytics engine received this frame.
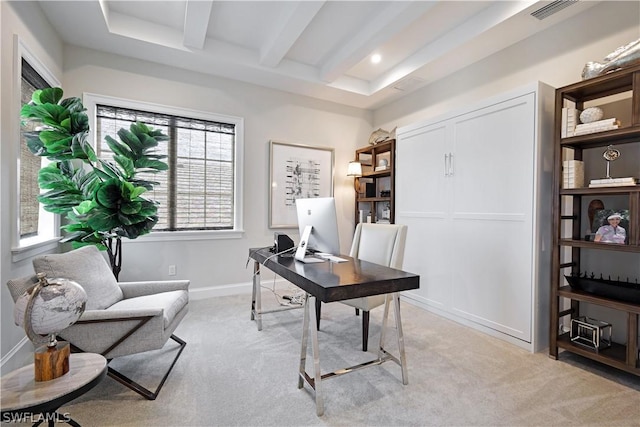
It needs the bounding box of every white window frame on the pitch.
[83,93,245,241]
[11,36,61,262]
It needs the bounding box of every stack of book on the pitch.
[588,177,638,188]
[563,160,584,188]
[561,107,580,137]
[574,118,620,136]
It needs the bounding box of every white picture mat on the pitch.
[269,140,334,228]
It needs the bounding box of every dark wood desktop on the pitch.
[248,247,419,416]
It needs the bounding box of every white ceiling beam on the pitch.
[319,1,437,83]
[259,1,325,68]
[369,0,538,94]
[183,0,214,49]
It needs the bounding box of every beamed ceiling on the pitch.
[36,0,600,109]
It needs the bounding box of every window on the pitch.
[14,45,61,261]
[85,94,244,237]
[19,59,49,238]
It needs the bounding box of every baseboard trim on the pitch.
[188,278,290,300]
[0,336,30,375]
[401,294,538,353]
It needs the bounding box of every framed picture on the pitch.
[269,140,334,228]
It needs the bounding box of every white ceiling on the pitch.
[36,0,600,109]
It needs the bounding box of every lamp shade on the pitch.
[347,161,362,177]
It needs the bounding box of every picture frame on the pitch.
[269,140,334,228]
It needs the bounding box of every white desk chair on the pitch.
[341,223,407,351]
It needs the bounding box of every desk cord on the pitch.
[247,246,303,306]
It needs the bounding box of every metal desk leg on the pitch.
[298,293,324,416]
[378,293,392,361]
[251,260,263,331]
[393,293,409,385]
[377,293,409,385]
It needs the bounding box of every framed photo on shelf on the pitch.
[269,140,334,228]
[592,209,629,245]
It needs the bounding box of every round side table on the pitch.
[1,353,107,427]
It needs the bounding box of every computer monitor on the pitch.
[295,197,340,255]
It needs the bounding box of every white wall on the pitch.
[1,1,65,373]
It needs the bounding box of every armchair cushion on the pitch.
[108,290,188,328]
[118,280,190,299]
[33,246,123,310]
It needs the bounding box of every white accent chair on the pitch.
[340,223,407,351]
[6,245,189,400]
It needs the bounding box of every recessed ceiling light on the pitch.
[371,54,381,64]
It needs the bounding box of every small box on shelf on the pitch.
[562,160,584,189]
[570,316,612,352]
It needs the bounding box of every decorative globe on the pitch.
[13,276,87,345]
[580,107,604,124]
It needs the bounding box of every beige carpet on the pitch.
[3,292,639,426]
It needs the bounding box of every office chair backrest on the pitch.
[349,223,407,269]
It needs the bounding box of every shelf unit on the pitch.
[354,139,395,225]
[550,64,640,376]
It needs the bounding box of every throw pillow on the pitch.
[33,246,123,310]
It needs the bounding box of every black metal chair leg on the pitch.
[315,299,322,330]
[362,311,370,351]
[107,334,186,400]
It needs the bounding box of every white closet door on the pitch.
[449,93,536,341]
[396,121,452,310]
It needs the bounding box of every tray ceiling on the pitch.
[36,1,599,109]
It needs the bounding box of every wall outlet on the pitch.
[168,265,176,276]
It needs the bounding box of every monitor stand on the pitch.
[295,225,325,263]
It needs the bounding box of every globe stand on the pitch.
[34,339,70,382]
[19,273,87,383]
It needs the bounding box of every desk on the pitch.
[249,247,419,416]
[1,353,107,426]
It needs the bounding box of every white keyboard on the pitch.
[315,253,348,263]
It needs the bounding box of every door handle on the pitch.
[444,153,449,176]
[449,153,454,176]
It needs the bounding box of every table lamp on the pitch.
[347,161,362,193]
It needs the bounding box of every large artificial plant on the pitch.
[21,87,168,280]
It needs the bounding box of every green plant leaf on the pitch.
[134,158,169,171]
[70,132,91,160]
[24,132,47,156]
[117,128,143,153]
[130,186,147,199]
[120,200,142,215]
[33,87,63,105]
[60,97,85,115]
[86,208,121,231]
[81,139,98,162]
[130,179,161,190]
[69,111,89,133]
[97,160,124,180]
[114,154,135,177]
[74,200,96,215]
[104,135,133,158]
[95,179,122,208]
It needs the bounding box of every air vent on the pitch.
[392,76,425,92]
[531,0,578,20]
